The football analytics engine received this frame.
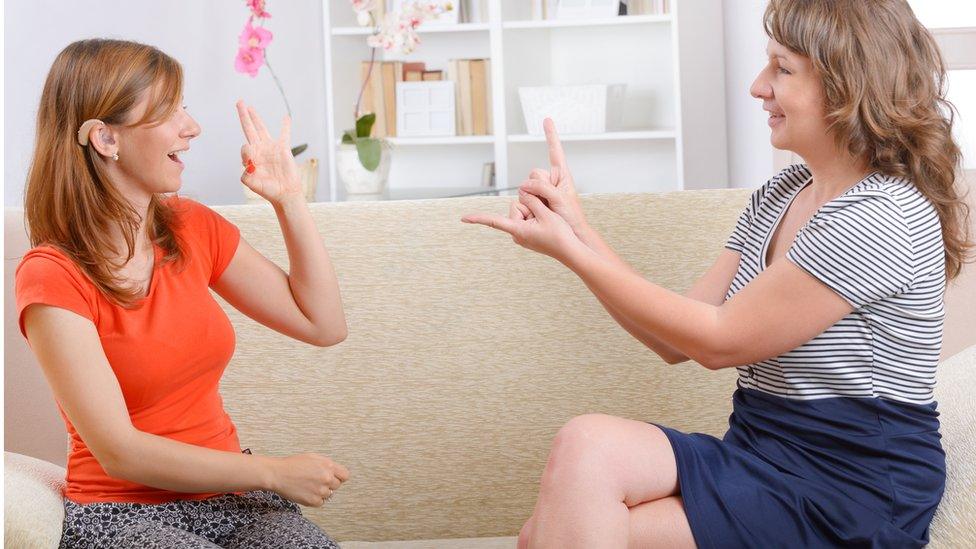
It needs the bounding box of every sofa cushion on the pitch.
[928,344,976,548]
[4,451,66,549]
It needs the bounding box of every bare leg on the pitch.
[526,414,684,548]
[627,496,696,549]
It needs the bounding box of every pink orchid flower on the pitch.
[239,18,273,50]
[235,46,265,77]
[247,0,271,19]
[350,0,376,12]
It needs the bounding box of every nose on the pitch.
[181,113,202,140]
[750,70,772,100]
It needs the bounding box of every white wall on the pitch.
[5,0,778,204]
[721,0,778,188]
[4,0,330,207]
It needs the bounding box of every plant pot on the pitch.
[244,157,319,204]
[336,142,392,198]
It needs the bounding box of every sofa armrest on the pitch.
[929,344,976,548]
[4,451,66,549]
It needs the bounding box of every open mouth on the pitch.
[167,149,187,166]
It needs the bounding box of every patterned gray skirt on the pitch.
[59,490,339,549]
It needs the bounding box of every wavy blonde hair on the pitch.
[24,39,186,306]
[764,0,973,281]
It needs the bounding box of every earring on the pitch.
[112,153,119,161]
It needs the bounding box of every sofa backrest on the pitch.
[5,189,975,542]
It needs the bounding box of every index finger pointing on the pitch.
[544,118,567,170]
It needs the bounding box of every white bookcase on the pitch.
[321,0,729,201]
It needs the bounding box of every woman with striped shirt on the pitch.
[463,0,972,547]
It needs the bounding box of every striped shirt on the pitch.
[724,164,945,405]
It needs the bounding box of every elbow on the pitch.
[691,336,737,370]
[698,347,738,370]
[94,446,131,480]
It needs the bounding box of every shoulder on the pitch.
[162,196,239,240]
[819,173,924,229]
[15,245,90,286]
[751,164,812,209]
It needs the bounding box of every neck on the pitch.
[800,146,872,204]
[103,168,155,262]
[108,197,154,265]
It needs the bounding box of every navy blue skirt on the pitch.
[656,387,945,548]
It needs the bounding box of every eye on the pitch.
[778,67,792,75]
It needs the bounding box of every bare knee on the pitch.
[540,414,618,488]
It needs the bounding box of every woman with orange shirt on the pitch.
[15,39,348,548]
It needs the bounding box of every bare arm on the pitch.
[563,243,853,370]
[578,222,742,365]
[215,101,347,347]
[212,205,347,348]
[23,304,347,506]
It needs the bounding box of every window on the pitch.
[908,1,976,29]
[948,70,976,170]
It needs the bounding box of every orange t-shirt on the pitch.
[15,197,243,504]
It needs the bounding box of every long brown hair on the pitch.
[764,0,973,281]
[24,39,186,306]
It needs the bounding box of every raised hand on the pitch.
[461,188,584,264]
[518,119,589,234]
[236,100,302,205]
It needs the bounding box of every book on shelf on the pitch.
[446,58,492,136]
[460,0,489,23]
[531,0,560,20]
[457,59,473,136]
[470,60,488,136]
[381,62,397,136]
[626,0,670,15]
[368,61,387,137]
[360,58,490,139]
[359,61,426,137]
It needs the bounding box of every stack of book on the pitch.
[367,0,486,24]
[446,58,492,136]
[627,0,671,15]
[359,58,492,137]
[530,0,670,19]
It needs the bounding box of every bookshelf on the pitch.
[321,0,729,201]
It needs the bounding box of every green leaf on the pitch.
[290,143,308,157]
[341,130,356,145]
[355,138,381,171]
[356,113,376,138]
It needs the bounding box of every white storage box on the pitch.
[518,84,626,135]
[396,81,457,137]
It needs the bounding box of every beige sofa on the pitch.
[5,190,976,548]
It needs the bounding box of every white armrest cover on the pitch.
[4,451,66,549]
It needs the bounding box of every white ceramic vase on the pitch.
[335,142,392,199]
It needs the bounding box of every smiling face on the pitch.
[118,92,201,195]
[750,39,831,159]
[92,87,202,202]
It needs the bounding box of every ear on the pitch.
[88,124,119,159]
